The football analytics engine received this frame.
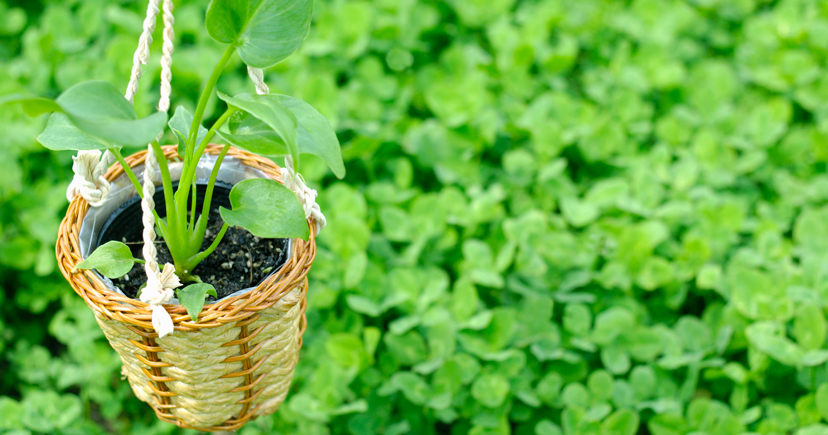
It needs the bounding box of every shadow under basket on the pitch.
[55,145,316,432]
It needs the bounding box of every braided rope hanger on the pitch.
[68,1,327,337]
[130,0,180,338]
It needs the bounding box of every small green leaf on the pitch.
[536,420,564,435]
[56,81,167,147]
[217,92,300,169]
[816,383,828,421]
[74,241,136,278]
[177,283,217,322]
[220,178,309,239]
[0,397,23,430]
[326,333,368,368]
[471,373,510,408]
[168,106,208,156]
[745,321,804,366]
[205,0,313,68]
[37,113,112,151]
[794,304,827,351]
[600,409,640,435]
[561,382,590,408]
[0,93,62,117]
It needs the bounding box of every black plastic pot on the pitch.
[98,181,233,247]
[96,180,290,299]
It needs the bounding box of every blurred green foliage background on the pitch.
[2,0,828,434]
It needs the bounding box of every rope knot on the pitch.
[280,156,326,234]
[66,150,115,207]
[140,263,181,337]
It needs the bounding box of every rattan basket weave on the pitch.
[56,145,314,432]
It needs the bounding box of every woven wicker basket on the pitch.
[56,145,314,432]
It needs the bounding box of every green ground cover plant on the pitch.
[2,0,828,434]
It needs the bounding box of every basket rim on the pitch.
[56,144,317,334]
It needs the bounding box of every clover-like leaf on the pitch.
[177,283,218,322]
[217,92,299,168]
[168,106,208,157]
[73,241,136,279]
[56,81,167,147]
[205,0,313,68]
[600,409,640,435]
[224,95,344,178]
[219,178,309,240]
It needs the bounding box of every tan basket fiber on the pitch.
[56,145,315,432]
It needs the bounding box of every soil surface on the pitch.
[112,206,289,300]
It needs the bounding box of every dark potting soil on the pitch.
[111,206,289,301]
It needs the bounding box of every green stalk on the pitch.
[186,44,236,162]
[185,222,229,268]
[111,148,163,223]
[192,144,231,248]
[175,107,237,214]
[189,179,197,230]
[150,141,182,248]
[111,148,143,199]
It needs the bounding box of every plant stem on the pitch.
[111,148,143,199]
[193,144,231,246]
[192,107,237,171]
[175,107,237,216]
[187,44,236,162]
[185,222,229,268]
[150,141,180,241]
[111,148,162,223]
[189,179,197,230]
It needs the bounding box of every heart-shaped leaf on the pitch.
[224,95,345,178]
[73,241,136,278]
[0,93,62,117]
[217,92,299,167]
[205,0,313,68]
[56,81,167,147]
[37,113,112,151]
[177,283,218,322]
[220,178,309,240]
[169,106,208,158]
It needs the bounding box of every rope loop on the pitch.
[280,156,327,234]
[66,150,116,207]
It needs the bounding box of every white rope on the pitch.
[158,0,174,112]
[138,145,180,338]
[280,156,326,234]
[125,0,162,104]
[247,67,269,95]
[66,150,116,206]
[137,0,177,337]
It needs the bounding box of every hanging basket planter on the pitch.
[56,145,315,431]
